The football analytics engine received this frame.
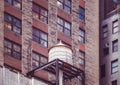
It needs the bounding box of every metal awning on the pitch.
[27,59,85,85]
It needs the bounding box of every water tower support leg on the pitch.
[56,59,59,85]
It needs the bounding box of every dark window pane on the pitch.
[33,36,39,43]
[32,60,39,68]
[79,51,85,65]
[57,0,71,13]
[79,7,85,21]
[4,13,22,34]
[33,4,39,13]
[13,18,21,27]
[64,29,70,36]
[5,14,12,22]
[79,51,85,59]
[4,40,12,48]
[40,16,47,23]
[58,25,64,32]
[112,40,118,52]
[57,1,63,9]
[103,47,109,56]
[13,1,21,9]
[57,17,71,36]
[5,0,22,9]
[64,6,70,13]
[32,27,48,47]
[4,48,12,56]
[40,40,47,47]
[4,39,21,60]
[32,52,47,68]
[40,56,48,65]
[4,22,12,30]
[40,32,47,41]
[13,51,21,59]
[34,30,40,37]
[112,80,117,85]
[32,52,39,61]
[79,29,85,43]
[111,60,118,74]
[65,0,71,7]
[100,64,105,78]
[13,26,21,34]
[33,12,39,19]
[112,20,119,33]
[41,9,48,16]
[65,22,70,29]
[5,0,12,4]
[33,3,48,24]
[58,18,63,25]
[13,44,21,52]
[103,25,108,38]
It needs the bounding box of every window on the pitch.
[4,13,22,34]
[79,28,85,43]
[32,27,48,48]
[103,25,108,38]
[57,17,71,36]
[57,0,71,13]
[5,0,22,10]
[4,39,21,60]
[112,80,117,85]
[112,20,119,33]
[79,7,85,21]
[112,39,118,52]
[33,3,48,24]
[32,52,48,68]
[100,64,105,78]
[79,51,85,65]
[103,47,109,56]
[111,60,118,74]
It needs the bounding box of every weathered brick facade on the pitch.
[0,0,4,66]
[48,0,58,47]
[0,0,100,85]
[71,0,83,85]
[85,0,99,85]
[72,0,80,66]
[22,0,33,74]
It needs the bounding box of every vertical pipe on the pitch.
[56,59,59,85]
[83,73,85,85]
[59,70,63,85]
[3,66,5,85]
[18,72,20,85]
[32,78,34,85]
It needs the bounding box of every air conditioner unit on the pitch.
[105,43,109,47]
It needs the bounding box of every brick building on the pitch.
[100,0,120,85]
[0,0,99,85]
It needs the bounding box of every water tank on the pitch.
[48,41,73,65]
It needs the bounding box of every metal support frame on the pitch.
[27,59,85,85]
